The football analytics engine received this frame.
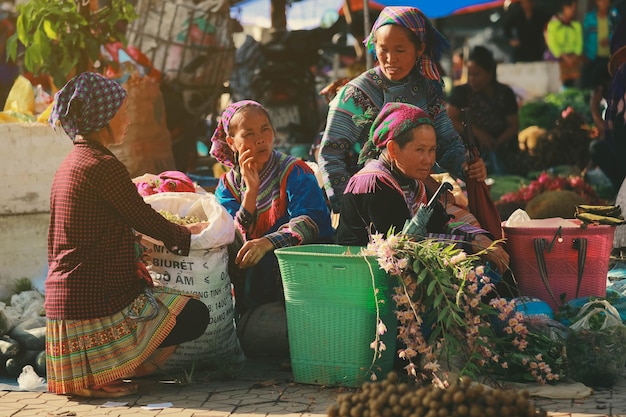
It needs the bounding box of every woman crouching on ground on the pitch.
[336,102,509,274]
[46,72,210,398]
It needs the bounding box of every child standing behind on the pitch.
[546,0,584,88]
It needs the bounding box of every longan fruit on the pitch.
[469,405,482,417]
[516,396,530,410]
[456,404,469,416]
[350,404,364,417]
[387,371,399,383]
[452,391,465,404]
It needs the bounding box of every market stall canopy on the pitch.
[230,0,511,20]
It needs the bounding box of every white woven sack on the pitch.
[141,192,245,368]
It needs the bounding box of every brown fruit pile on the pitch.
[326,372,547,417]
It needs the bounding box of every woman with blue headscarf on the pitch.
[318,6,487,214]
[46,72,209,398]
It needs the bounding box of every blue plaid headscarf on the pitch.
[49,72,127,141]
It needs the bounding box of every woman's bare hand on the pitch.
[472,234,509,274]
[463,157,487,182]
[186,222,209,235]
[239,148,260,193]
[235,237,274,269]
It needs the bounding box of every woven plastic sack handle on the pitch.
[533,233,587,307]
[570,299,623,331]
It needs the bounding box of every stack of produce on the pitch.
[326,371,547,417]
[0,290,46,378]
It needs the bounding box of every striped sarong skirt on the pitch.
[46,286,191,394]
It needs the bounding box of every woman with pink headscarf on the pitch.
[210,100,334,316]
[336,102,509,274]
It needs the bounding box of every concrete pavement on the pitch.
[0,357,625,417]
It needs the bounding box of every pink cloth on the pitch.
[136,171,196,196]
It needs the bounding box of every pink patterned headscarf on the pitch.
[364,6,450,81]
[359,102,434,163]
[209,100,270,167]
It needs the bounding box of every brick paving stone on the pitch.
[227,413,267,417]
[224,391,282,404]
[235,402,308,414]
[150,408,197,417]
[191,401,238,412]
[206,391,247,405]
[193,410,231,417]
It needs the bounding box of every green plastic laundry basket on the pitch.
[275,244,397,387]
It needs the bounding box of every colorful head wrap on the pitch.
[359,102,433,163]
[49,72,127,141]
[209,100,269,167]
[364,7,450,81]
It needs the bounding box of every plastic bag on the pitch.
[33,85,53,115]
[3,75,34,115]
[567,300,626,387]
[17,365,46,391]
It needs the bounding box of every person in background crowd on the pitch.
[318,6,487,214]
[46,72,209,399]
[582,0,618,89]
[589,17,626,191]
[336,102,509,274]
[589,63,611,139]
[446,46,521,176]
[503,0,551,63]
[545,0,584,88]
[210,100,333,316]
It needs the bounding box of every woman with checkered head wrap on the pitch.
[318,6,487,214]
[45,72,209,398]
[336,102,509,275]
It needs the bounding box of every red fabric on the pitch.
[466,148,503,240]
[453,1,510,15]
[339,0,385,15]
[103,42,162,81]
[136,261,155,288]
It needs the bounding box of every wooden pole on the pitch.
[76,0,93,74]
[363,0,372,69]
[271,0,287,31]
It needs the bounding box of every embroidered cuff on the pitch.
[265,231,300,249]
[236,207,256,231]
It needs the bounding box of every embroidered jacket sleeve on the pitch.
[319,84,372,213]
[320,77,467,214]
[265,164,333,249]
[214,174,256,236]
